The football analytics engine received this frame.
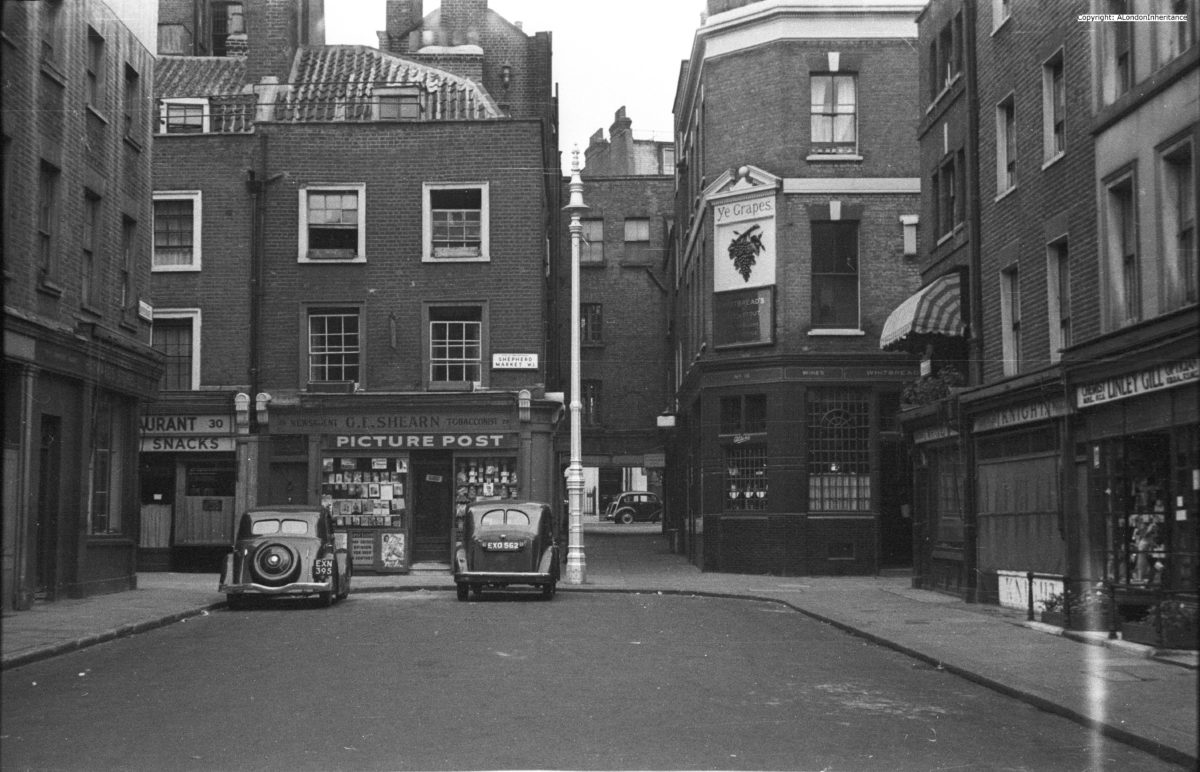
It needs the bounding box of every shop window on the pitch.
[153,191,202,270]
[89,393,128,535]
[424,183,489,261]
[159,98,209,134]
[933,447,965,543]
[811,221,859,329]
[152,311,200,390]
[580,218,604,263]
[429,305,482,387]
[1042,51,1065,162]
[308,307,361,384]
[719,394,766,435]
[322,456,408,529]
[810,74,857,155]
[186,461,236,497]
[455,457,520,504]
[725,444,767,511]
[807,390,870,512]
[1161,138,1196,310]
[300,185,365,262]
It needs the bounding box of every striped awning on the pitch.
[880,272,966,349]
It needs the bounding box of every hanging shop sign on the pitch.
[714,286,775,347]
[139,414,236,452]
[912,425,958,444]
[973,397,1068,434]
[1076,357,1199,409]
[713,194,776,292]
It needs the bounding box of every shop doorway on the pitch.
[267,462,308,505]
[34,416,61,598]
[878,434,913,568]
[411,451,453,563]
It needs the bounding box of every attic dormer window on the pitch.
[376,87,420,121]
[160,98,209,134]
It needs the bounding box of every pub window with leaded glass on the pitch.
[725,444,767,511]
[807,390,871,511]
[719,394,766,435]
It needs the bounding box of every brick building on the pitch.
[142,0,563,574]
[554,107,675,514]
[664,0,925,575]
[891,0,1196,614]
[2,0,161,609]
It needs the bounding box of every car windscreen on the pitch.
[478,509,532,527]
[249,518,310,536]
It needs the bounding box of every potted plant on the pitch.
[1121,601,1198,649]
[1039,587,1113,631]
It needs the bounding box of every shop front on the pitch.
[269,391,560,573]
[138,400,241,571]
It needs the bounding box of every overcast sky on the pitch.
[324,0,703,174]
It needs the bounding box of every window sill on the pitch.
[995,185,1018,203]
[991,15,1011,36]
[151,264,201,273]
[580,260,606,268]
[123,134,144,153]
[40,60,67,86]
[1041,152,1065,171]
[925,73,964,113]
[806,153,863,163]
[80,303,103,318]
[86,105,109,124]
[37,276,64,299]
[299,253,366,264]
[422,255,490,264]
[427,382,479,392]
[808,329,865,336]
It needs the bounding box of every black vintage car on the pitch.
[454,501,559,600]
[219,505,351,608]
[605,491,663,524]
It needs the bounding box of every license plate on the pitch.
[314,558,334,577]
[483,542,521,551]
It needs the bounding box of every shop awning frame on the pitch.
[880,272,966,350]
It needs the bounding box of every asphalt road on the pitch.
[0,591,1179,771]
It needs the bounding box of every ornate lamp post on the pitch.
[563,147,589,584]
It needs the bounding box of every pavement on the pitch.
[3,522,1197,768]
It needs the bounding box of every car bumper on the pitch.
[220,579,333,596]
[454,571,555,586]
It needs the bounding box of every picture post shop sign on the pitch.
[713,194,777,347]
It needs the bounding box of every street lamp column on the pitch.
[563,147,589,584]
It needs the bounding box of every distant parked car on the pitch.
[219,505,351,609]
[605,492,663,524]
[454,501,559,600]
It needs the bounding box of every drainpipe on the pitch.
[246,133,269,433]
[961,0,982,603]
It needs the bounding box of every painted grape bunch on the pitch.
[728,224,765,282]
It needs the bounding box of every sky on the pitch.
[324,0,704,173]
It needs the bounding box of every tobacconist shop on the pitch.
[266,391,561,574]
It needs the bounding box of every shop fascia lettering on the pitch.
[714,197,774,223]
[335,434,507,449]
[1077,357,1199,408]
[142,436,231,451]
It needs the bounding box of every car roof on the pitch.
[464,500,550,515]
[244,506,322,519]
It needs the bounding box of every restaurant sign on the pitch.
[1076,357,1199,409]
[139,414,236,452]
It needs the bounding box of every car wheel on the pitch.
[541,581,556,600]
[618,510,635,525]
[456,584,469,602]
[250,542,300,587]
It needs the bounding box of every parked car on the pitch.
[454,501,559,600]
[219,505,351,609]
[605,491,663,524]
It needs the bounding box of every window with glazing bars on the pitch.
[807,390,871,511]
[431,188,482,256]
[153,318,194,390]
[154,199,194,265]
[430,307,481,383]
[308,309,360,383]
[582,303,603,343]
[725,444,767,510]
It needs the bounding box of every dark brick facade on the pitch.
[3,0,161,609]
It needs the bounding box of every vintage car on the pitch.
[219,505,351,609]
[604,491,663,524]
[454,501,559,601]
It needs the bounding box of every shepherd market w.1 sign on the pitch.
[492,353,538,370]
